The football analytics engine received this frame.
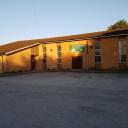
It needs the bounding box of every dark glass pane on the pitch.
[58,52,61,57]
[121,55,126,63]
[95,56,101,63]
[95,50,100,55]
[57,46,61,52]
[95,42,101,49]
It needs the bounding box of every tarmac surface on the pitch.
[0,72,128,128]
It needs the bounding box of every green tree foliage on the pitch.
[107,19,128,31]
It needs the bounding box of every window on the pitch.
[119,38,127,63]
[95,42,101,49]
[120,55,126,63]
[95,56,101,63]
[57,45,62,69]
[57,58,62,64]
[95,50,100,55]
[58,52,61,58]
[57,45,62,64]
[94,42,101,64]
[57,46,61,52]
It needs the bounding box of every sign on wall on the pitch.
[69,44,85,52]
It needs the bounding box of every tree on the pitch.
[107,19,128,31]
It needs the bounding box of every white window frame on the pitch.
[94,42,101,64]
[57,45,62,64]
[119,38,127,64]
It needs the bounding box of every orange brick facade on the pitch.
[42,37,128,71]
[0,30,128,73]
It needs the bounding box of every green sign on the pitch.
[70,44,85,52]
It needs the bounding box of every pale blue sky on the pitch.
[0,0,128,45]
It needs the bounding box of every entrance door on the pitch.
[43,59,47,71]
[31,55,36,70]
[72,56,83,69]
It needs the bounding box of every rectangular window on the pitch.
[95,42,101,49]
[58,52,61,58]
[57,46,61,52]
[119,38,126,63]
[94,42,101,64]
[57,45,62,67]
[95,50,101,55]
[95,56,101,63]
[57,58,62,64]
[57,45,62,69]
[120,55,126,63]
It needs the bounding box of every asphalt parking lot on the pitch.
[0,72,128,128]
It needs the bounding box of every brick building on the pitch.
[0,29,128,73]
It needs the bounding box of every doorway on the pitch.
[31,55,36,70]
[72,56,83,69]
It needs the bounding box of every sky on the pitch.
[0,0,128,45]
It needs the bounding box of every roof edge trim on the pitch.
[39,34,128,44]
[5,43,40,55]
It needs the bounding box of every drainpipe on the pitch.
[86,41,89,72]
